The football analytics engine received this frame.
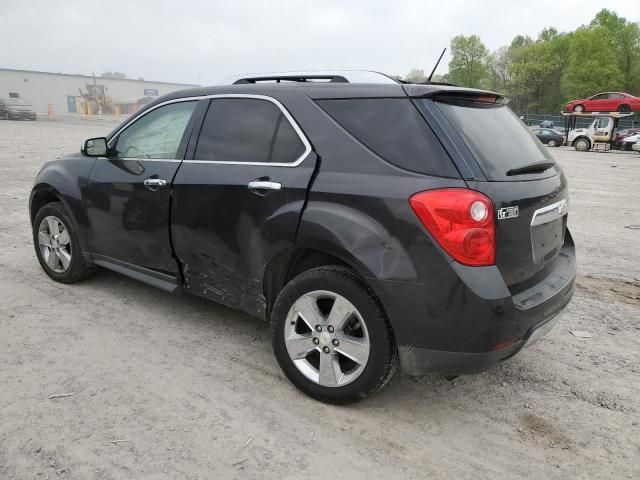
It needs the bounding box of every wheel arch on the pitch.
[30,183,91,259]
[263,247,365,318]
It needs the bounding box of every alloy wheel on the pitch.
[38,215,72,273]
[284,290,370,387]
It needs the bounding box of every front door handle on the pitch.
[144,178,167,190]
[248,180,282,192]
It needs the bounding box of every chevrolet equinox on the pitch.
[30,80,576,404]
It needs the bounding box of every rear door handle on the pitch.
[248,180,282,191]
[144,178,167,190]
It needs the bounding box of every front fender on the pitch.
[30,155,96,254]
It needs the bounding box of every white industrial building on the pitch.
[0,68,198,115]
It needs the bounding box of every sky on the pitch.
[0,0,638,86]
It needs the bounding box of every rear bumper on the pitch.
[368,232,576,376]
[398,306,565,375]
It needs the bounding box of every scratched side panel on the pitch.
[171,156,317,319]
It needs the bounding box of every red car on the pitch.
[565,92,640,113]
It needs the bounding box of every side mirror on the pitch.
[81,137,108,157]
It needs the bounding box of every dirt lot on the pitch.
[1,117,639,479]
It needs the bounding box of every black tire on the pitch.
[574,138,590,152]
[618,104,631,113]
[32,201,96,283]
[574,104,585,113]
[271,266,398,404]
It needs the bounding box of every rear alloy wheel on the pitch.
[284,290,370,387]
[618,104,631,113]
[271,266,397,404]
[547,139,557,147]
[33,201,96,283]
[574,104,585,113]
[574,138,590,152]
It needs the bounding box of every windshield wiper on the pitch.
[506,161,556,176]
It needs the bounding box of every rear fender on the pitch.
[296,201,417,280]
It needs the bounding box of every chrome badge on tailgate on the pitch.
[498,206,519,220]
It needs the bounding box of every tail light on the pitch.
[409,188,495,266]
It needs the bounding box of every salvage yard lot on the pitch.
[1,118,639,479]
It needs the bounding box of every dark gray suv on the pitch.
[30,80,575,403]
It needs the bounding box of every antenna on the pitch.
[427,48,446,83]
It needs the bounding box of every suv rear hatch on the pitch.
[409,87,570,290]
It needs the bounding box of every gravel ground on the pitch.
[1,118,639,480]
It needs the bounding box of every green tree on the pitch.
[562,27,624,99]
[487,46,512,93]
[505,31,571,113]
[101,71,127,79]
[448,35,489,88]
[590,9,640,92]
[404,68,427,83]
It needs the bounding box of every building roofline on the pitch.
[0,67,198,87]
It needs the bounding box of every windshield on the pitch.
[431,99,556,181]
[6,98,29,106]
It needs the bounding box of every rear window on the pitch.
[316,98,459,177]
[432,99,555,181]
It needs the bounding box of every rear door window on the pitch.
[316,98,459,177]
[194,98,306,164]
[429,99,556,181]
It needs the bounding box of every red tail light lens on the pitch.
[409,188,495,266]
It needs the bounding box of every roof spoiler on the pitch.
[403,84,509,104]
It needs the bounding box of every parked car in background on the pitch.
[614,128,640,145]
[632,142,640,153]
[0,98,37,120]
[0,97,37,120]
[533,128,564,147]
[565,92,640,113]
[619,133,640,151]
[540,120,555,128]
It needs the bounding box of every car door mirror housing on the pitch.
[81,137,108,157]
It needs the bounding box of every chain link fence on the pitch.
[519,112,639,130]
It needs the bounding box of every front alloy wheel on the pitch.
[33,201,96,283]
[38,215,72,273]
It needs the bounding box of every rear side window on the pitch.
[195,98,306,164]
[316,99,459,177]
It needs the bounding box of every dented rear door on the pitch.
[171,96,316,318]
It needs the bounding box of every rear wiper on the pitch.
[506,161,556,176]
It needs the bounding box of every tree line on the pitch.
[401,9,640,115]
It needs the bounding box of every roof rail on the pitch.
[232,74,349,84]
[222,70,399,85]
